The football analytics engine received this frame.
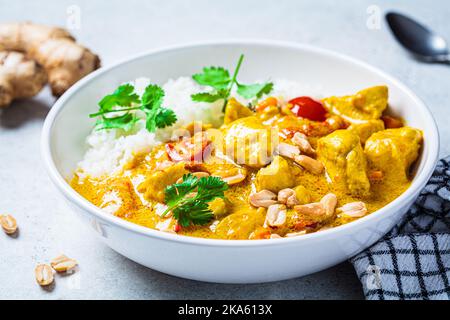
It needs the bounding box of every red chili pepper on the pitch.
[289,96,327,122]
[174,223,181,233]
[294,220,317,231]
[165,143,185,162]
[165,134,212,163]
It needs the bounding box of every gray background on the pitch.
[0,0,448,299]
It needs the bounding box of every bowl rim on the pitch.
[41,39,440,247]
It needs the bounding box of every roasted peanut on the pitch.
[277,188,299,207]
[176,171,209,183]
[276,142,300,159]
[0,214,17,234]
[265,204,287,227]
[292,132,316,156]
[294,155,324,175]
[249,190,277,208]
[35,264,54,286]
[50,254,78,273]
[320,193,338,217]
[294,202,325,216]
[338,201,367,217]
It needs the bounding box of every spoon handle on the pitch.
[434,54,450,63]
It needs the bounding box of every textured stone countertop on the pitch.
[0,0,448,299]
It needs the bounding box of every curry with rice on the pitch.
[72,82,422,240]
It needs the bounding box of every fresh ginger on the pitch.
[0,22,100,98]
[0,51,47,108]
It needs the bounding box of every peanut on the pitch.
[0,214,17,234]
[249,190,277,208]
[50,254,78,273]
[265,204,287,227]
[276,142,300,159]
[277,188,299,207]
[338,201,367,217]
[294,155,324,175]
[292,132,316,156]
[35,264,54,286]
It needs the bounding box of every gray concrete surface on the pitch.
[0,0,449,300]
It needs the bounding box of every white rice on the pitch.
[77,77,321,178]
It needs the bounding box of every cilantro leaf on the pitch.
[174,202,212,227]
[95,113,139,132]
[237,82,274,99]
[141,84,164,110]
[196,176,229,201]
[165,174,199,207]
[98,84,140,112]
[155,108,177,128]
[163,174,229,227]
[90,83,177,133]
[192,67,230,90]
[190,54,273,111]
[191,91,227,103]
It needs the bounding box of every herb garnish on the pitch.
[162,174,229,227]
[89,83,177,132]
[191,54,273,111]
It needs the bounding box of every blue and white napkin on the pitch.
[351,157,450,300]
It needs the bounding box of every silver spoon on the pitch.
[386,12,450,63]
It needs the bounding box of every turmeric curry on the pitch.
[71,85,423,240]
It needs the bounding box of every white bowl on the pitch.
[41,40,439,283]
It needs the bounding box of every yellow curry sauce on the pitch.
[71,85,423,240]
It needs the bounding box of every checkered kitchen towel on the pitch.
[351,157,450,300]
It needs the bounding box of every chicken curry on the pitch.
[71,85,423,240]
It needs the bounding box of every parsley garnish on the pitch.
[191,54,273,111]
[162,174,229,227]
[89,83,177,133]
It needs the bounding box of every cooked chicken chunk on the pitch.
[322,86,388,122]
[364,127,422,180]
[215,209,265,239]
[224,98,254,125]
[255,156,295,192]
[317,130,370,196]
[348,119,385,144]
[209,198,229,218]
[223,116,276,168]
[137,162,188,203]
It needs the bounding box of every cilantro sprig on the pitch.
[191,54,273,111]
[89,83,177,133]
[162,174,229,227]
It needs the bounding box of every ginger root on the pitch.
[0,22,100,97]
[0,51,47,108]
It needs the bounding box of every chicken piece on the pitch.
[223,116,276,168]
[137,162,188,203]
[293,185,311,205]
[210,164,247,185]
[100,178,138,217]
[317,130,370,196]
[322,86,388,122]
[215,209,265,239]
[191,152,248,186]
[255,156,295,192]
[224,98,254,125]
[364,127,422,180]
[348,119,385,144]
[209,198,229,218]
